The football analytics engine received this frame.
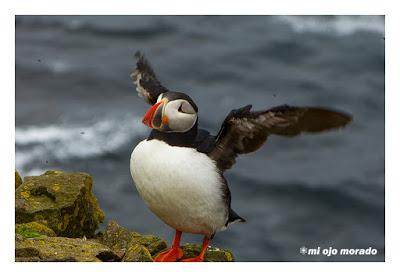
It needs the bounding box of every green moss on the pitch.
[16,229,43,238]
[15,222,56,238]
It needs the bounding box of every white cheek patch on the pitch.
[164,100,197,132]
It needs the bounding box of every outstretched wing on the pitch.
[130,52,168,105]
[209,104,352,171]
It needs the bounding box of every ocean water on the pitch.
[15,15,385,261]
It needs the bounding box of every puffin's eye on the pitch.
[178,101,195,114]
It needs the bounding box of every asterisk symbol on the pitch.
[300,246,308,255]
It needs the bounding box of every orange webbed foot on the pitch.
[154,247,184,262]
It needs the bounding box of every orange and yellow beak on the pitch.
[142,99,167,129]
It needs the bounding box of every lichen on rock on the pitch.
[15,236,119,262]
[98,220,141,259]
[181,243,235,262]
[129,234,168,257]
[98,220,167,261]
[14,170,236,262]
[15,222,56,238]
[15,171,104,238]
[122,244,153,262]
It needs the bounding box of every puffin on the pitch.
[129,52,351,262]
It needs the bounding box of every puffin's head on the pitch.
[142,92,198,133]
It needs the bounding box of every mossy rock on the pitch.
[15,171,104,238]
[181,243,234,262]
[98,220,141,258]
[15,222,56,238]
[98,221,167,260]
[122,244,153,262]
[15,171,23,189]
[129,234,167,257]
[15,236,119,262]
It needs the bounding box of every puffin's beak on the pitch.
[142,101,164,128]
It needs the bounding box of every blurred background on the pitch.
[15,15,384,261]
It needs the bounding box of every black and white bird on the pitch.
[129,52,351,262]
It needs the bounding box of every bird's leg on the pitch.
[180,236,210,262]
[154,230,184,262]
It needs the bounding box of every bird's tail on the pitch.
[226,208,246,226]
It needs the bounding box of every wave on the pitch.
[277,15,384,36]
[16,15,384,40]
[15,116,147,176]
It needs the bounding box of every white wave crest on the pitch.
[15,116,147,175]
[277,15,384,36]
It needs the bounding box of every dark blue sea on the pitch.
[15,15,385,261]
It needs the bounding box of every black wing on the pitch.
[209,104,352,171]
[130,52,168,105]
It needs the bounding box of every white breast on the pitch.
[130,139,228,237]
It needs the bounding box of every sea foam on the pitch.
[16,116,146,175]
[277,15,384,36]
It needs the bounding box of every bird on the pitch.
[129,52,352,262]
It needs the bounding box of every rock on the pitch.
[15,236,120,262]
[99,221,167,260]
[181,243,234,262]
[15,171,104,238]
[122,244,153,262]
[43,170,65,175]
[14,170,236,262]
[129,234,167,257]
[15,171,22,189]
[122,238,233,262]
[98,220,141,259]
[97,222,231,262]
[15,222,56,238]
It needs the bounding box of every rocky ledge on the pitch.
[15,170,234,262]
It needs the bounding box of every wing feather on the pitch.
[130,52,168,105]
[209,104,352,171]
